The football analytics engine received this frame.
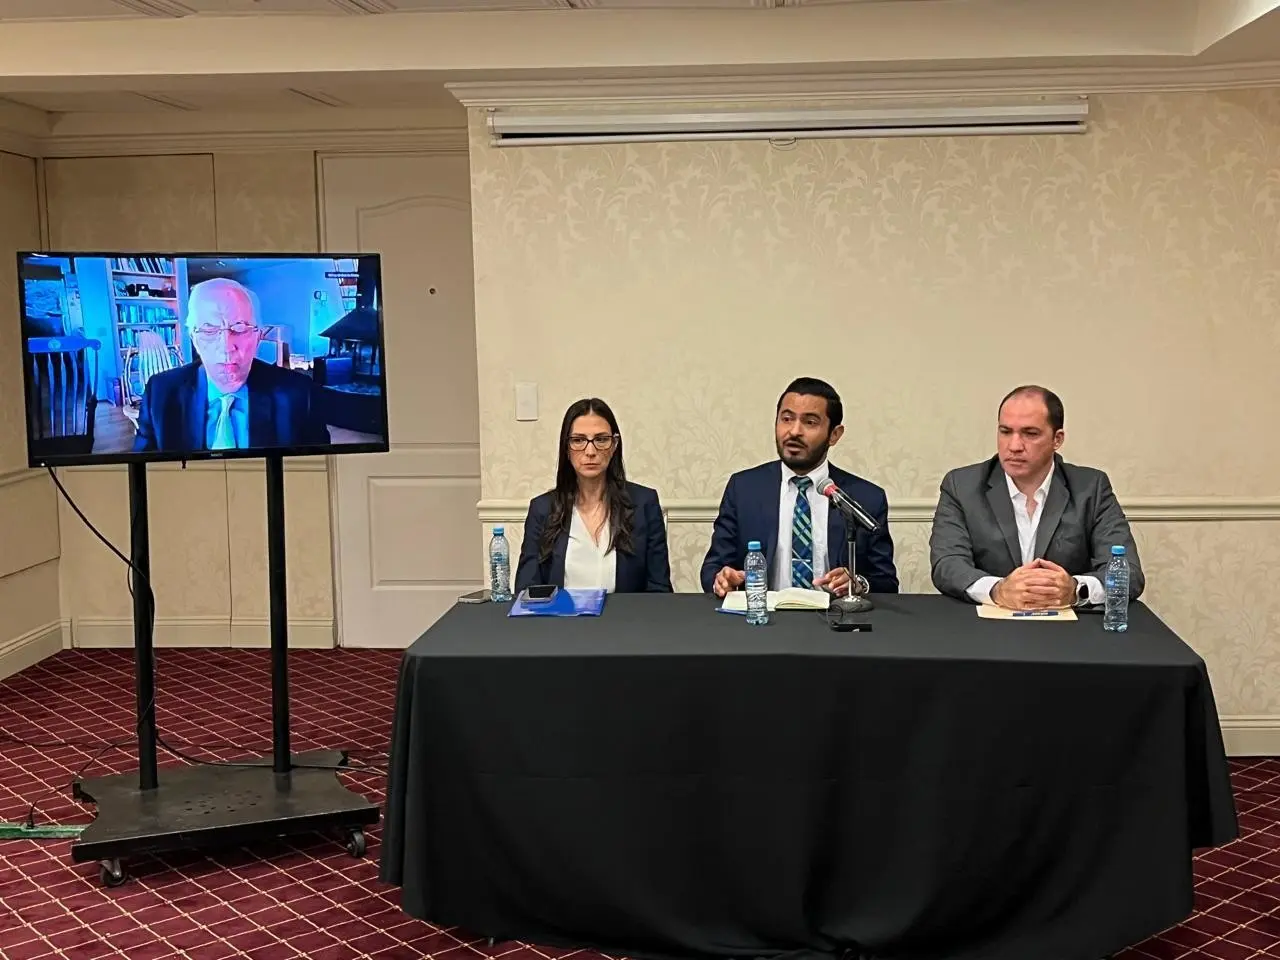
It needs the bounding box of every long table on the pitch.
[380,593,1238,960]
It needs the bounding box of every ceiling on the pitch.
[0,83,462,114]
[0,0,1276,121]
[0,0,929,17]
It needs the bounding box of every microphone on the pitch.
[817,479,880,533]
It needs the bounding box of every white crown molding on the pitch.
[0,105,468,159]
[33,124,469,159]
[478,496,1280,524]
[0,128,39,159]
[448,59,1280,107]
[0,98,50,158]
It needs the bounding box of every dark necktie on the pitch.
[791,476,813,588]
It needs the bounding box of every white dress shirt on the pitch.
[772,460,830,591]
[967,463,1104,605]
[564,507,617,593]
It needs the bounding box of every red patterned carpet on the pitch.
[1,647,1278,960]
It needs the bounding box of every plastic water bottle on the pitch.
[1103,544,1129,632]
[489,526,513,602]
[744,540,769,626]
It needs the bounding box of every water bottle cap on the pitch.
[747,540,762,551]
[1111,545,1125,555]
[493,526,504,535]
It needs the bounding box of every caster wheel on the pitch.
[345,828,366,858]
[99,859,127,888]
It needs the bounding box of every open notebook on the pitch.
[720,587,830,614]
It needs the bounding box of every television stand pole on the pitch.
[266,454,292,774]
[128,463,159,793]
[70,455,380,888]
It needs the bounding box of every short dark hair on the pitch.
[999,384,1064,432]
[777,377,843,429]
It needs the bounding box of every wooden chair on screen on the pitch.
[25,334,102,458]
[121,330,183,428]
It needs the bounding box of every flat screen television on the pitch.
[17,252,390,468]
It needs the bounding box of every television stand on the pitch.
[69,456,380,887]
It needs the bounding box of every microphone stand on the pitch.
[831,525,874,615]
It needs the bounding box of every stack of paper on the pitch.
[720,588,830,614]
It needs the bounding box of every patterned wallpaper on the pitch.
[468,91,1280,716]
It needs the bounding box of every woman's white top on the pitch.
[564,506,617,593]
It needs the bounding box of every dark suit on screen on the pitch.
[514,482,673,593]
[132,359,330,454]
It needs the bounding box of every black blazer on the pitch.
[515,482,673,593]
[699,460,899,594]
[133,359,331,454]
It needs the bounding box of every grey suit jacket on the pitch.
[929,454,1144,603]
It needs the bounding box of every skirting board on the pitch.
[0,621,67,683]
[70,617,335,650]
[1220,718,1280,757]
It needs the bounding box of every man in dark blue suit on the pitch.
[701,377,898,597]
[132,277,330,454]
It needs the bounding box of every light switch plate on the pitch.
[515,382,538,421]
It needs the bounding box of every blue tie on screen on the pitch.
[212,395,237,450]
[791,476,813,588]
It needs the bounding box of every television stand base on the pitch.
[70,749,380,886]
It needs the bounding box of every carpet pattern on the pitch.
[0,647,1276,960]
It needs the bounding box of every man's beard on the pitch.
[777,436,829,473]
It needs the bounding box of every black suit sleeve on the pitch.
[862,495,899,594]
[700,475,740,593]
[1089,471,1145,601]
[131,382,160,452]
[643,493,674,593]
[514,500,547,593]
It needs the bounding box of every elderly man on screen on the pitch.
[929,385,1144,610]
[132,278,330,454]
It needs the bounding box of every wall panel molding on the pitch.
[479,496,1280,525]
[71,616,335,650]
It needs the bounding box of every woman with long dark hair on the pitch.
[514,398,672,593]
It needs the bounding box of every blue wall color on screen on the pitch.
[70,257,117,399]
[212,259,344,365]
[175,258,191,363]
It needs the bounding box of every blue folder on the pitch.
[508,588,607,618]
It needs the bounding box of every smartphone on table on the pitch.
[522,585,559,604]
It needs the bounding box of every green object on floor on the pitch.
[0,822,86,839]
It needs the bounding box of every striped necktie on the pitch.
[791,476,813,588]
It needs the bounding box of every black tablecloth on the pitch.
[380,594,1237,960]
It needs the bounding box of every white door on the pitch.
[319,152,482,648]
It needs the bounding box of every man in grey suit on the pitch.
[930,385,1144,610]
